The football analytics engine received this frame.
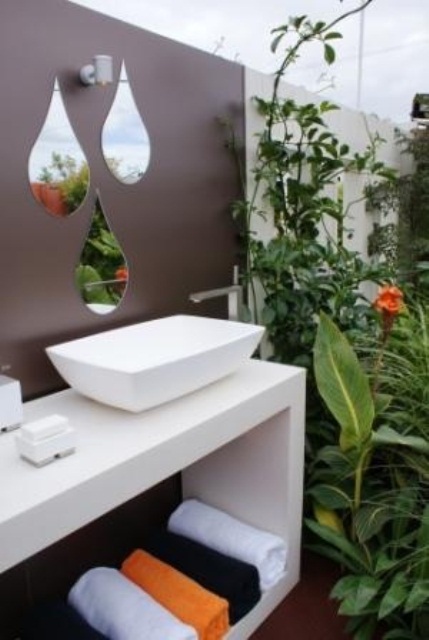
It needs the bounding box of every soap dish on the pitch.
[16,414,77,467]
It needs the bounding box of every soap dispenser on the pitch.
[0,375,23,433]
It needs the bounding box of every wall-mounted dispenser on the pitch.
[79,55,113,86]
[0,375,23,433]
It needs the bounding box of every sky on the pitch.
[69,0,429,126]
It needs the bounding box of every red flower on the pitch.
[115,266,128,282]
[374,285,403,316]
[373,285,404,347]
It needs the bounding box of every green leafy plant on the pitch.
[38,152,89,214]
[39,153,127,306]
[367,128,429,295]
[222,7,428,638]
[307,294,429,639]
[77,204,127,307]
[225,3,397,449]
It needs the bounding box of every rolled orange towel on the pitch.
[121,549,230,640]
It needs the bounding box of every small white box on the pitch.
[16,414,76,467]
[20,414,69,442]
[0,375,23,432]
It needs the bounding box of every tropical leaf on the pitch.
[313,502,345,535]
[314,445,354,475]
[354,504,393,543]
[314,312,375,450]
[404,579,429,613]
[331,575,382,616]
[373,392,392,416]
[305,518,369,571]
[308,483,352,509]
[375,552,401,575]
[378,572,408,619]
[371,425,429,454]
[391,487,418,544]
[305,542,360,572]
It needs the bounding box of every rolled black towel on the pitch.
[20,600,108,640]
[143,528,261,624]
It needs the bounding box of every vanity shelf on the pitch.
[0,359,305,639]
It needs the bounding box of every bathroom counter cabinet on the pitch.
[0,359,305,640]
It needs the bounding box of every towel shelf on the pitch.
[0,359,305,639]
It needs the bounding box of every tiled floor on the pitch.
[250,552,351,640]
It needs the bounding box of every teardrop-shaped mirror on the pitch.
[28,78,89,217]
[102,61,151,184]
[75,192,128,315]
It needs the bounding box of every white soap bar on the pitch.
[21,414,69,442]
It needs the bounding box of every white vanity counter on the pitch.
[0,359,306,639]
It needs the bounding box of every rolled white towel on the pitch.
[168,499,287,592]
[68,567,197,640]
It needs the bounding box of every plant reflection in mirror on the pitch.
[34,152,89,216]
[28,78,90,217]
[75,194,128,313]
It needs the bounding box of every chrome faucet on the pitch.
[189,284,243,321]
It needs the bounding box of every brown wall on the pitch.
[0,0,244,401]
[0,1,244,636]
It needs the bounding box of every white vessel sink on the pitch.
[46,315,265,412]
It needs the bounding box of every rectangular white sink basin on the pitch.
[46,315,265,412]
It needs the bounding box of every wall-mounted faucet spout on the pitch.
[189,284,243,321]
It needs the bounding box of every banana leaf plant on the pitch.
[307,305,429,640]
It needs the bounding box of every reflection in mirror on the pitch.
[28,78,89,217]
[102,61,151,184]
[75,192,128,315]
